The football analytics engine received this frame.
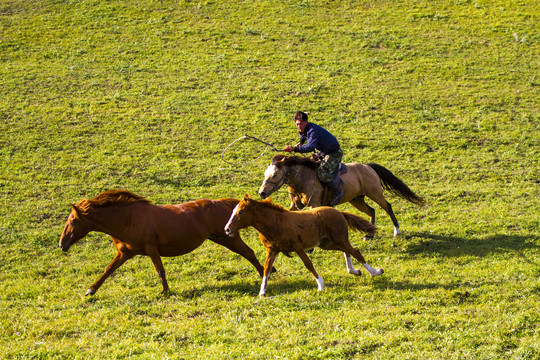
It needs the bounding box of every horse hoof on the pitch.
[85,288,96,296]
[373,269,384,277]
[363,235,374,241]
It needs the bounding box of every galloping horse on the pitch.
[224,194,383,297]
[59,189,267,295]
[258,155,425,238]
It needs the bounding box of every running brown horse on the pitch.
[224,194,383,297]
[59,189,267,296]
[258,155,425,238]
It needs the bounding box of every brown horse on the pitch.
[258,155,425,238]
[59,189,267,296]
[224,194,383,296]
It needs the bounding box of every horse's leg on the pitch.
[343,245,384,277]
[366,190,401,236]
[385,201,400,236]
[210,234,269,277]
[318,242,361,276]
[322,237,384,277]
[344,253,362,276]
[144,245,170,293]
[294,246,324,291]
[349,196,376,240]
[259,249,277,297]
[86,249,134,296]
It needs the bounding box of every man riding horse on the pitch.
[284,111,343,206]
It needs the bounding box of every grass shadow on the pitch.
[404,232,540,265]
[178,278,324,299]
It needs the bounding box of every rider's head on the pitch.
[294,111,309,132]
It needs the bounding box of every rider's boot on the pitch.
[327,177,343,206]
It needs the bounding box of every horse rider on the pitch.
[284,111,344,206]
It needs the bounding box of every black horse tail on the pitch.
[341,212,377,235]
[367,163,426,206]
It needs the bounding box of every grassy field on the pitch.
[1,0,538,358]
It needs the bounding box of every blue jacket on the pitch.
[295,122,340,156]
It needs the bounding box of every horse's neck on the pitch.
[287,165,320,193]
[87,205,135,238]
[248,206,281,237]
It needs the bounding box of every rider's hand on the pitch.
[284,146,294,152]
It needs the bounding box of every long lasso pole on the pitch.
[220,134,286,166]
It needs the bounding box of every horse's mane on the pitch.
[251,197,287,212]
[219,198,240,209]
[76,189,151,215]
[271,154,319,170]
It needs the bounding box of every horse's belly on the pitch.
[158,243,204,257]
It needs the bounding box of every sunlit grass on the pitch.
[1,0,538,358]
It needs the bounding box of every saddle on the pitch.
[337,163,348,175]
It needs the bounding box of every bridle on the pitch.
[263,165,316,210]
[262,166,288,191]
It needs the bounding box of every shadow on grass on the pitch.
[177,278,322,299]
[372,277,496,292]
[404,232,540,264]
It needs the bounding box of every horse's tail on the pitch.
[367,163,426,206]
[341,212,377,235]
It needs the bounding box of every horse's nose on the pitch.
[224,226,232,236]
[259,191,267,199]
[59,237,71,252]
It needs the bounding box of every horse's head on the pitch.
[59,204,92,252]
[258,162,287,199]
[224,194,254,236]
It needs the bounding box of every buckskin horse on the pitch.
[258,155,425,238]
[224,194,383,297]
[59,189,267,295]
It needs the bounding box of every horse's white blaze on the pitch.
[264,164,278,180]
[259,275,269,296]
[363,263,384,277]
[344,253,361,275]
[224,203,240,233]
[316,276,325,291]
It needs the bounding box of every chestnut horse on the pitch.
[224,194,383,297]
[258,155,425,238]
[59,189,266,296]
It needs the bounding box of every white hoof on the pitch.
[347,269,362,276]
[363,263,384,277]
[316,276,325,291]
[371,268,384,277]
[85,288,96,296]
[394,227,401,236]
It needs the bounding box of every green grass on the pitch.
[1,0,538,358]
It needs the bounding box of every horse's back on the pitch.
[140,199,239,256]
[342,162,382,194]
[164,198,238,228]
[303,206,348,228]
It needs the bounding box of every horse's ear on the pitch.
[242,193,254,204]
[272,155,286,168]
[71,204,82,218]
